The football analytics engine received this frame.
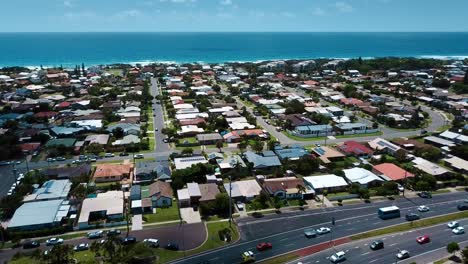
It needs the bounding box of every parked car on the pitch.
[416,235,430,244]
[370,240,384,250]
[330,251,346,263]
[46,158,56,162]
[448,221,459,229]
[0,161,11,166]
[134,154,144,159]
[316,227,331,235]
[453,226,465,234]
[163,138,168,143]
[106,229,121,237]
[418,192,432,198]
[74,243,89,252]
[121,237,137,245]
[304,228,317,238]
[143,238,159,248]
[236,202,244,211]
[256,242,272,251]
[56,157,66,161]
[165,242,179,250]
[46,238,64,246]
[397,184,404,192]
[22,241,40,249]
[417,205,430,212]
[405,213,420,221]
[104,153,115,158]
[119,152,129,156]
[458,204,468,211]
[87,230,104,239]
[155,128,159,131]
[397,250,410,260]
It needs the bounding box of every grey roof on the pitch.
[24,180,72,202]
[244,151,282,169]
[8,199,69,229]
[196,133,223,141]
[136,161,158,175]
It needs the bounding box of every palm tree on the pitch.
[216,140,224,153]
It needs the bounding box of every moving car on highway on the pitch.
[397,250,410,260]
[416,235,431,244]
[405,213,420,221]
[87,230,104,239]
[46,237,63,246]
[22,241,40,249]
[316,227,331,235]
[304,228,317,238]
[241,251,255,263]
[458,204,468,211]
[74,243,89,252]
[417,205,430,212]
[256,242,272,251]
[453,226,465,235]
[330,251,346,263]
[448,221,459,229]
[370,240,384,250]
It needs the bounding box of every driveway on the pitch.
[180,208,202,224]
[131,214,143,231]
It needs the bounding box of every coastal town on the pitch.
[0,57,467,264]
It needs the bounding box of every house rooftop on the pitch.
[8,199,69,229]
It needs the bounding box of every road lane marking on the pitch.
[389,243,397,247]
[361,252,370,256]
[369,259,378,263]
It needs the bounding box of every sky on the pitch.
[1,0,468,32]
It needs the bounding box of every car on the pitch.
[397,184,405,192]
[163,138,168,143]
[46,158,56,162]
[418,192,432,198]
[330,251,346,263]
[121,236,137,245]
[155,128,159,131]
[453,226,465,234]
[458,204,468,211]
[104,153,115,158]
[119,152,129,156]
[32,151,39,157]
[316,227,331,235]
[256,242,272,251]
[165,242,179,250]
[241,251,255,263]
[89,157,97,162]
[14,160,21,164]
[405,213,420,221]
[416,235,431,244]
[143,238,159,248]
[418,205,430,212]
[304,228,317,238]
[0,161,11,166]
[370,240,384,250]
[448,221,460,229]
[397,250,410,260]
[73,243,89,252]
[46,237,64,246]
[98,239,107,244]
[56,157,66,161]
[22,241,40,249]
[87,230,104,239]
[236,202,244,211]
[134,154,144,159]
[106,229,121,236]
[464,198,468,203]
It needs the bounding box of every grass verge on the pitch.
[351,211,468,240]
[143,203,180,223]
[260,253,301,264]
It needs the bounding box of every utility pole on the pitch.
[229,175,232,227]
[402,171,407,197]
[25,156,30,175]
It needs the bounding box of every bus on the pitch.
[378,206,401,220]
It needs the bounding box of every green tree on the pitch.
[395,149,407,163]
[181,148,193,156]
[462,246,468,263]
[447,241,460,258]
[214,193,231,217]
[216,140,224,153]
[251,140,264,153]
[44,244,75,264]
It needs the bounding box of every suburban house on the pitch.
[273,145,310,160]
[424,136,456,148]
[196,133,223,145]
[107,123,140,136]
[244,151,282,170]
[412,157,450,177]
[280,114,315,129]
[443,156,468,174]
[43,164,91,179]
[293,125,333,137]
[112,134,140,146]
[198,183,221,204]
[177,182,203,207]
[368,138,401,154]
[372,163,414,181]
[439,130,468,145]
[23,179,72,202]
[338,141,373,158]
[174,156,208,170]
[8,199,70,231]
[134,161,158,183]
[156,164,172,181]
[303,175,349,194]
[263,177,309,199]
[224,180,262,202]
[146,181,174,209]
[343,168,384,188]
[334,123,370,135]
[78,191,125,230]
[84,134,110,145]
[93,163,133,183]
[312,146,345,164]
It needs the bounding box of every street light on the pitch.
[228,175,232,227]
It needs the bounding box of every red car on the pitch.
[416,235,431,244]
[256,242,272,251]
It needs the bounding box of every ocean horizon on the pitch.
[1,32,468,67]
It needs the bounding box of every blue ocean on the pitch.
[1,32,468,67]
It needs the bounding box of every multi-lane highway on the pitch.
[169,192,468,264]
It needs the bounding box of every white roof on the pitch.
[443,156,468,171]
[224,180,262,199]
[174,156,208,170]
[187,182,202,197]
[71,119,103,129]
[343,168,384,185]
[177,189,190,201]
[78,191,124,224]
[303,175,349,189]
[423,136,456,147]
[412,157,450,176]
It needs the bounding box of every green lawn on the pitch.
[327,192,352,199]
[261,253,301,264]
[147,122,154,131]
[282,131,382,142]
[143,203,180,223]
[433,189,451,194]
[178,137,198,144]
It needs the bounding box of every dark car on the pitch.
[370,240,384,250]
[165,242,179,251]
[418,192,432,199]
[106,229,121,237]
[458,204,468,211]
[119,152,129,157]
[406,213,420,221]
[121,237,137,245]
[23,241,40,249]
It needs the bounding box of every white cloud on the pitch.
[220,0,232,5]
[112,9,142,20]
[335,2,354,13]
[312,7,325,16]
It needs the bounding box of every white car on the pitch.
[453,226,465,235]
[330,251,346,263]
[448,221,459,229]
[397,250,410,260]
[134,154,144,159]
[104,153,115,158]
[316,227,331,235]
[46,237,64,246]
[397,184,405,192]
[417,205,430,212]
[143,238,159,247]
[73,243,89,251]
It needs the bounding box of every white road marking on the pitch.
[369,259,378,263]
[361,252,370,256]
[389,243,397,247]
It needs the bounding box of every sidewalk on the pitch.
[403,240,468,264]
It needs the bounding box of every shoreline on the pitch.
[1,55,468,69]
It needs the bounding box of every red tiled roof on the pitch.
[372,163,414,181]
[340,98,364,106]
[19,142,41,152]
[34,111,59,118]
[339,141,373,156]
[56,102,71,108]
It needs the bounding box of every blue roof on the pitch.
[8,199,69,229]
[274,146,309,160]
[0,113,22,120]
[244,151,281,169]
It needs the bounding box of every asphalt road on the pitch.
[150,77,171,153]
[0,222,206,263]
[169,192,468,264]
[290,217,468,264]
